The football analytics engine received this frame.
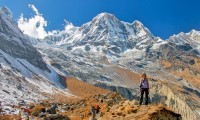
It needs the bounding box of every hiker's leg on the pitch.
[145,88,149,105]
[140,89,144,105]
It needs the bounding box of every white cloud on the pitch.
[18,4,48,39]
[64,19,74,31]
[28,4,39,15]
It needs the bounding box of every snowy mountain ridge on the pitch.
[32,12,160,59]
[33,12,200,56]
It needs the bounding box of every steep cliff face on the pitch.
[0,7,69,109]
[94,83,135,100]
[150,80,200,120]
[0,7,49,71]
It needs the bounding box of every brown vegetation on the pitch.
[66,77,109,97]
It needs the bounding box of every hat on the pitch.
[142,72,146,75]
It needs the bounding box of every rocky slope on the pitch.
[0,92,182,120]
[63,92,181,120]
[0,6,71,112]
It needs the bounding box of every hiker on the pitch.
[24,107,31,116]
[91,106,96,119]
[139,73,149,105]
[96,105,101,114]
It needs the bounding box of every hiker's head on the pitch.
[142,73,146,78]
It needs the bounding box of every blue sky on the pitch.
[0,0,200,39]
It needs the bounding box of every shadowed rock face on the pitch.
[149,108,182,120]
[0,7,49,72]
[0,38,49,71]
[94,83,134,100]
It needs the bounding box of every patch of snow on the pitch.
[151,38,167,50]
[123,48,146,60]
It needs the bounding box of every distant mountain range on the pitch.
[0,7,200,119]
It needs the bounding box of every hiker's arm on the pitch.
[139,79,143,91]
[147,79,150,92]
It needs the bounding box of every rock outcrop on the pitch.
[94,83,135,100]
[150,80,200,120]
[35,92,182,120]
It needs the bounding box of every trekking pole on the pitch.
[148,92,150,104]
[136,88,141,105]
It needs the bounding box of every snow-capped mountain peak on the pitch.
[132,20,154,39]
[0,6,12,18]
[0,7,25,43]
[189,29,200,42]
[86,12,125,33]
[93,12,117,21]
[89,12,121,31]
[133,20,143,28]
[190,29,199,35]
